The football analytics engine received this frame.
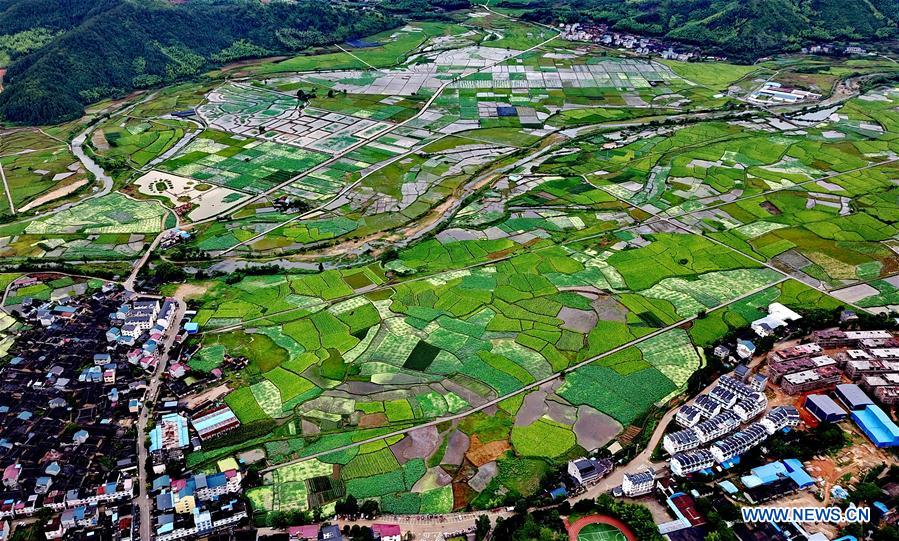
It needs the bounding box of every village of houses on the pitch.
[586,302,899,541]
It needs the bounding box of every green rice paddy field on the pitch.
[181,229,842,518]
[0,130,86,216]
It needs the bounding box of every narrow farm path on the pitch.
[0,161,14,214]
[259,275,788,474]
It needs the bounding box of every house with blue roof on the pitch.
[143,339,158,354]
[149,413,190,453]
[152,475,170,493]
[739,459,816,504]
[105,327,121,342]
[35,476,52,494]
[718,480,739,494]
[156,493,174,512]
[156,512,174,535]
[736,339,757,360]
[741,459,815,490]
[852,405,899,447]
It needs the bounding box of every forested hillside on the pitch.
[0,0,398,124]
[519,0,898,61]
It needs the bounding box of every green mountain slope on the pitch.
[522,0,898,60]
[0,0,397,124]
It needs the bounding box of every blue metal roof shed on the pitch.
[783,458,815,488]
[836,383,874,411]
[805,394,847,423]
[852,405,899,447]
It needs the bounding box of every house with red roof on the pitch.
[372,523,402,541]
[288,524,320,540]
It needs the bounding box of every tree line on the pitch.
[518,0,897,62]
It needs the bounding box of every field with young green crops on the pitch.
[93,117,188,167]
[0,130,87,216]
[159,130,328,194]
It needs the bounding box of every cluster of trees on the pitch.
[380,0,471,17]
[9,508,53,541]
[0,0,399,124]
[267,508,321,528]
[334,494,380,518]
[695,496,741,541]
[0,27,59,64]
[490,496,661,541]
[0,259,123,279]
[520,0,897,62]
[583,494,663,541]
[838,465,899,540]
[765,423,847,461]
[492,508,567,541]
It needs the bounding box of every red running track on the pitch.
[565,514,639,541]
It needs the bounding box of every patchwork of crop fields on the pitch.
[172,87,899,519]
[91,117,190,168]
[159,130,329,194]
[173,70,899,520]
[0,129,88,216]
[182,229,819,515]
[9,4,899,523]
[0,193,171,260]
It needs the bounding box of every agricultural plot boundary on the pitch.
[653,156,899,227]
[198,146,899,335]
[184,29,562,234]
[217,131,454,255]
[260,274,789,474]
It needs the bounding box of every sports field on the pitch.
[567,516,636,541]
[577,523,627,541]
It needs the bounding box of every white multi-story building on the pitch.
[760,406,801,434]
[663,430,701,455]
[733,393,767,422]
[622,467,655,497]
[155,508,247,541]
[194,470,241,501]
[710,423,769,463]
[693,395,721,418]
[692,411,740,443]
[670,449,715,477]
[675,405,702,428]
[567,458,612,485]
[748,373,768,392]
[709,385,738,408]
[716,374,755,399]
[156,299,177,329]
